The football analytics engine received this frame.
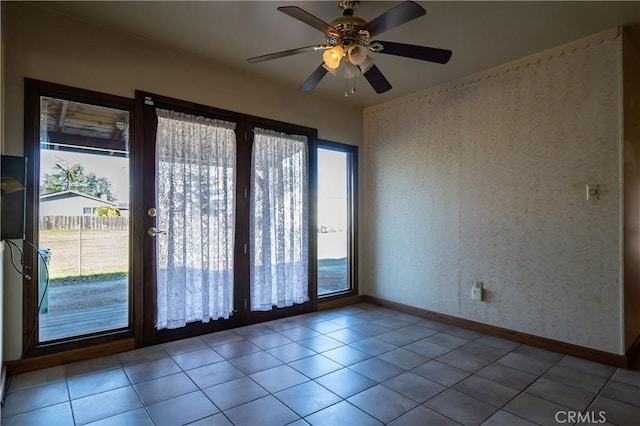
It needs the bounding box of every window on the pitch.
[317,141,357,297]
[154,109,237,330]
[24,80,134,352]
[251,128,309,310]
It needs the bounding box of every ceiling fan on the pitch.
[247,0,452,95]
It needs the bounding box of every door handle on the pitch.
[148,227,167,237]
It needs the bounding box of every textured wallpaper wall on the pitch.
[363,31,623,354]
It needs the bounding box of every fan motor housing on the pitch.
[326,16,369,47]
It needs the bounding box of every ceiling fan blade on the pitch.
[364,1,426,38]
[300,64,328,92]
[277,6,342,36]
[362,64,392,94]
[248,45,329,64]
[374,40,452,64]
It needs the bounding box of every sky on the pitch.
[317,148,348,229]
[40,149,130,204]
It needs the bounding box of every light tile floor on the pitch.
[2,303,640,426]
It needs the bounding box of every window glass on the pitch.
[317,142,357,297]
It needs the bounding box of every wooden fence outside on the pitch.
[40,216,128,231]
[39,216,129,278]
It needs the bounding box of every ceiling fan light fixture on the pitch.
[250,1,449,95]
[344,61,360,79]
[347,44,368,65]
[322,45,344,69]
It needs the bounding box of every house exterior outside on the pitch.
[39,190,126,217]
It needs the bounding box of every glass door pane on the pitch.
[154,109,237,330]
[38,96,130,342]
[250,128,309,311]
[139,95,245,345]
[317,148,349,295]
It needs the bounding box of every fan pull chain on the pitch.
[344,76,357,97]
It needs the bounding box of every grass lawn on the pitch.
[40,228,129,279]
[43,257,348,314]
[45,273,128,312]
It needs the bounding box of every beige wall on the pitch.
[2,2,362,360]
[363,29,625,355]
[623,28,640,351]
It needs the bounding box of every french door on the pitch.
[137,92,316,346]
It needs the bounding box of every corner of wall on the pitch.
[1,0,6,411]
[623,26,640,352]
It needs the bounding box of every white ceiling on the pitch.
[34,1,640,108]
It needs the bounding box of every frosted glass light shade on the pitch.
[323,45,344,69]
[347,44,368,65]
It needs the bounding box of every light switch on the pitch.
[471,281,483,301]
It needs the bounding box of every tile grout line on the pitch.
[484,343,565,415]
[4,305,640,426]
[583,369,618,423]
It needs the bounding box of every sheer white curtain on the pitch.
[155,108,236,330]
[250,128,309,311]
